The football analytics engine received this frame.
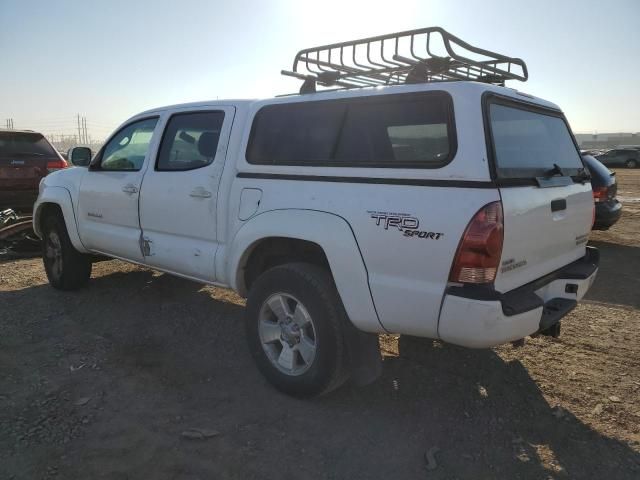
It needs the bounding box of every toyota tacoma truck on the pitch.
[33,28,598,397]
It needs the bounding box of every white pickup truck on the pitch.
[34,28,598,396]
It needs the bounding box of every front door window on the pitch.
[100,118,159,171]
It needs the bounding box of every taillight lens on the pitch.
[449,201,504,284]
[46,159,68,173]
[592,186,608,203]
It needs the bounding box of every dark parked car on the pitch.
[582,155,622,230]
[0,130,68,212]
[595,148,639,168]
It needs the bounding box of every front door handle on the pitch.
[190,187,212,198]
[122,184,138,194]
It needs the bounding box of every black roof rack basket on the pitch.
[282,27,528,94]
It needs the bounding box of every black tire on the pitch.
[245,263,349,397]
[626,159,637,169]
[42,213,92,290]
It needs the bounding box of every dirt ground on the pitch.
[1,172,639,480]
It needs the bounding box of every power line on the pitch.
[3,115,116,136]
[76,114,92,144]
[3,115,116,146]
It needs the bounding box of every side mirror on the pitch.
[68,146,93,167]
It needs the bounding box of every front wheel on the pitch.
[626,159,638,168]
[42,214,92,290]
[245,263,349,397]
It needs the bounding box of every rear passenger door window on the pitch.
[247,92,455,168]
[156,111,225,171]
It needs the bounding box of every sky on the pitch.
[0,0,639,141]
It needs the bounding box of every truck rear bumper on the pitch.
[438,247,599,348]
[593,201,622,230]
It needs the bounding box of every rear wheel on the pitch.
[42,213,92,290]
[626,159,637,168]
[245,263,349,397]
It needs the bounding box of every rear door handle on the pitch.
[190,187,212,198]
[122,184,138,194]
[551,199,567,212]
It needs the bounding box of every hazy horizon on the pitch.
[1,0,638,141]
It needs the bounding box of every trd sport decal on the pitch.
[368,211,444,239]
[501,258,527,273]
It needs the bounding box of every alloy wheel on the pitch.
[258,293,317,376]
[45,231,63,279]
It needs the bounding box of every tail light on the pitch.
[46,159,68,173]
[449,201,504,284]
[592,186,608,203]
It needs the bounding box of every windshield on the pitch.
[489,103,584,178]
[0,132,58,157]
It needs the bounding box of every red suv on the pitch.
[0,130,68,212]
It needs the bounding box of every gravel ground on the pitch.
[1,171,639,479]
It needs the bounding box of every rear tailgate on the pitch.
[0,131,62,192]
[484,95,593,293]
[497,184,592,292]
[0,156,49,191]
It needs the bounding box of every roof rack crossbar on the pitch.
[298,52,395,85]
[282,27,528,93]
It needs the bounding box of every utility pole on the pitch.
[83,117,88,144]
[77,114,82,144]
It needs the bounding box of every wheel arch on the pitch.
[224,209,384,333]
[33,186,88,253]
[242,237,331,293]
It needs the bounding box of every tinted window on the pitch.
[101,118,158,171]
[247,92,454,167]
[0,132,57,157]
[387,124,449,162]
[489,103,583,178]
[156,111,225,171]
[248,102,346,164]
